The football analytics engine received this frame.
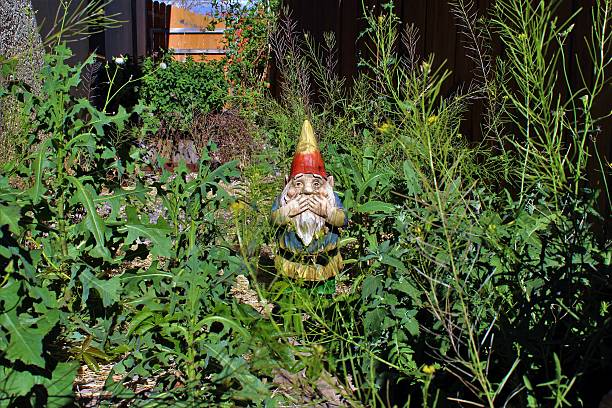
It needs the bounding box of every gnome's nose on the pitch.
[303,185,314,194]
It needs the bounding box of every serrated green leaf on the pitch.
[0,204,20,235]
[122,223,173,258]
[0,309,58,367]
[100,147,115,159]
[362,275,382,299]
[204,342,269,403]
[201,159,239,183]
[67,176,109,258]
[392,279,422,303]
[364,309,385,334]
[398,99,415,114]
[43,361,78,408]
[403,159,422,195]
[0,366,36,397]
[380,254,406,271]
[404,316,420,336]
[120,207,172,257]
[29,286,59,311]
[128,311,155,336]
[0,279,20,311]
[357,200,395,214]
[80,270,121,308]
[94,183,149,222]
[65,133,95,151]
[197,316,251,340]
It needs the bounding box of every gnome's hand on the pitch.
[283,196,310,218]
[309,196,332,219]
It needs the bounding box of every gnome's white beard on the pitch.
[294,210,325,246]
[281,182,335,246]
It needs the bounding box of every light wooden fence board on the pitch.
[166,6,226,61]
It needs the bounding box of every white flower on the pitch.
[114,56,125,65]
[159,62,167,69]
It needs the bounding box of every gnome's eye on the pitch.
[313,181,320,188]
[295,181,303,187]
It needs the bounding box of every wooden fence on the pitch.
[146,1,226,61]
[32,0,225,62]
[283,0,609,140]
[146,0,171,54]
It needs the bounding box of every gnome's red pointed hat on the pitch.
[290,120,327,179]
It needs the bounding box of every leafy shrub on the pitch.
[139,55,227,130]
[0,44,146,406]
[0,45,281,406]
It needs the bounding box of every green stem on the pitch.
[56,146,68,258]
[425,119,495,406]
[56,0,69,47]
[55,85,69,258]
[102,65,119,114]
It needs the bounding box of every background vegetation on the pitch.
[0,0,610,407]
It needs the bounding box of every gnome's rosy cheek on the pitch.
[287,186,298,199]
[316,184,328,197]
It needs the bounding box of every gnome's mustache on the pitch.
[294,209,325,246]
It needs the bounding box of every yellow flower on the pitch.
[376,121,394,134]
[230,201,247,214]
[422,364,436,375]
[427,115,438,125]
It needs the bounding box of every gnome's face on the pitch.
[281,173,335,246]
[285,174,327,199]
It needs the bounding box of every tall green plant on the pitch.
[107,155,278,405]
[0,44,149,406]
[257,2,611,406]
[0,44,284,406]
[368,1,612,405]
[492,0,611,202]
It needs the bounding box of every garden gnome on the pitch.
[271,120,347,281]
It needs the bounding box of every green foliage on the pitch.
[41,0,122,48]
[105,155,275,405]
[491,0,612,201]
[0,0,610,406]
[139,55,227,130]
[253,1,611,407]
[212,0,280,105]
[388,177,609,406]
[0,44,144,406]
[0,44,278,406]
